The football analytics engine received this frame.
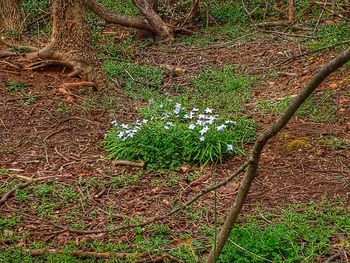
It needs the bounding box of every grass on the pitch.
[1,199,348,262]
[220,200,350,262]
[102,60,164,101]
[6,81,28,92]
[257,91,337,122]
[309,22,350,50]
[190,66,255,115]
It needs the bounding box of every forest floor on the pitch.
[0,28,350,262]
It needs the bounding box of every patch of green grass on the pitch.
[98,0,138,15]
[19,95,37,106]
[102,61,164,101]
[220,200,350,262]
[191,66,255,115]
[0,215,22,231]
[110,172,142,189]
[257,91,337,122]
[179,24,254,46]
[0,167,10,175]
[6,81,27,92]
[208,2,249,24]
[33,198,58,216]
[317,136,350,150]
[55,101,73,115]
[0,146,16,154]
[309,22,350,50]
[15,189,30,203]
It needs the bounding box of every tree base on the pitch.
[25,47,105,87]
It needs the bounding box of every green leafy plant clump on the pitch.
[103,101,256,170]
[220,201,350,262]
[102,60,164,100]
[257,91,337,122]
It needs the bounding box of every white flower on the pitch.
[184,112,194,119]
[217,124,227,131]
[121,124,128,129]
[164,126,170,129]
[166,122,174,126]
[192,108,199,112]
[196,120,204,126]
[205,107,213,114]
[111,120,118,126]
[159,103,163,108]
[117,131,125,138]
[225,120,237,125]
[199,136,205,141]
[227,144,234,151]
[188,124,196,130]
[174,103,182,114]
[199,127,209,135]
[197,114,206,119]
[142,119,148,124]
[161,113,169,120]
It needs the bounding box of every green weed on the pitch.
[6,81,27,92]
[191,66,255,114]
[15,189,30,203]
[102,61,164,101]
[310,22,350,50]
[0,146,16,154]
[19,95,37,106]
[110,172,141,189]
[257,91,337,122]
[219,201,350,262]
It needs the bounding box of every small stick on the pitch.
[113,160,145,167]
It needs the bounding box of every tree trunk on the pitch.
[0,0,24,32]
[36,0,102,84]
[206,47,350,262]
[133,0,174,41]
[190,0,200,21]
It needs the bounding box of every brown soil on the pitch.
[0,34,349,260]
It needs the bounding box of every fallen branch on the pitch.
[133,0,174,41]
[206,47,350,262]
[113,160,145,167]
[86,0,153,31]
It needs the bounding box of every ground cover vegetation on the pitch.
[0,0,349,262]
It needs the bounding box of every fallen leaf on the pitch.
[329,83,338,89]
[339,98,349,104]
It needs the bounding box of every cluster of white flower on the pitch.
[111,102,237,152]
[111,119,148,141]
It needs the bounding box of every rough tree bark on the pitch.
[29,0,102,85]
[190,0,200,20]
[206,47,350,262]
[133,0,174,41]
[0,0,24,32]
